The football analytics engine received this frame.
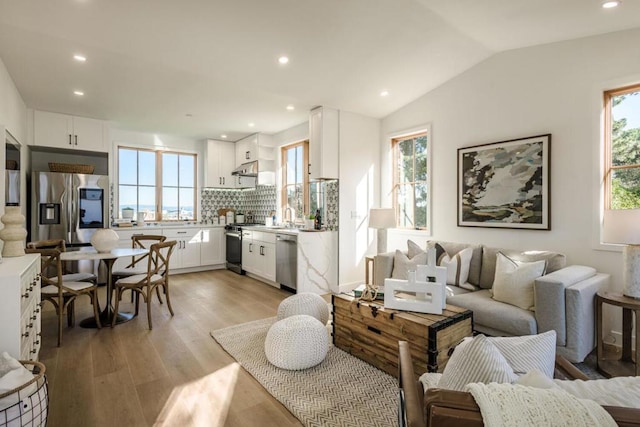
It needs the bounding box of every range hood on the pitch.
[231,160,258,177]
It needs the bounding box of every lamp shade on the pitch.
[368,208,396,229]
[603,209,640,244]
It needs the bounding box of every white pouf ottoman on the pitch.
[265,315,329,370]
[277,292,330,325]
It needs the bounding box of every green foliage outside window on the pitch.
[394,133,428,229]
[610,91,640,209]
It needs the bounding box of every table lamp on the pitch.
[603,209,640,299]
[369,208,396,254]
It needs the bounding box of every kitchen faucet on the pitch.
[285,207,294,228]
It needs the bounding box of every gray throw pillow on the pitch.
[391,249,427,280]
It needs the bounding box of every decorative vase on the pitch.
[0,206,28,257]
[90,228,119,253]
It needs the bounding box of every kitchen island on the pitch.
[242,226,338,295]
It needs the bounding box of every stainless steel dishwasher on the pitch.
[276,233,297,292]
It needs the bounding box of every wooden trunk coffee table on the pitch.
[332,293,473,378]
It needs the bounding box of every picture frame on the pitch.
[457,134,551,230]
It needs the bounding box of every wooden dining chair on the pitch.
[112,235,167,303]
[25,248,102,346]
[112,240,177,329]
[27,239,98,284]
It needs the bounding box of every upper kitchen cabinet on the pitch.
[235,133,258,166]
[205,139,236,188]
[234,133,275,186]
[309,106,339,180]
[34,110,106,152]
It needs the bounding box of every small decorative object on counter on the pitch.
[121,207,134,220]
[136,212,146,225]
[0,206,27,257]
[306,214,315,230]
[236,212,245,223]
[90,228,119,253]
[314,209,322,230]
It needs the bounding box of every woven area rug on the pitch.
[210,317,397,427]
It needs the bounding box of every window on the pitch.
[281,141,309,221]
[604,84,640,209]
[392,132,428,229]
[118,147,196,221]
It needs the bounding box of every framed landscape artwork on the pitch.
[457,134,551,230]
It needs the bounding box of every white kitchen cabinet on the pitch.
[164,228,201,269]
[234,133,276,186]
[235,134,258,166]
[34,110,105,152]
[200,227,225,265]
[242,230,276,282]
[309,106,339,180]
[0,254,42,361]
[205,139,237,188]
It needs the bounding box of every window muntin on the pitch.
[281,141,309,221]
[605,84,640,210]
[392,132,428,229]
[118,147,196,221]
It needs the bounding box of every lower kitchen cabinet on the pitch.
[164,228,201,269]
[242,230,276,282]
[114,226,226,273]
[201,227,225,265]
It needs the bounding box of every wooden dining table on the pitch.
[61,247,149,328]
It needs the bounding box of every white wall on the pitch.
[0,57,27,223]
[381,27,640,338]
[339,111,381,287]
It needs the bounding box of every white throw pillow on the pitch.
[391,250,428,280]
[435,243,473,288]
[516,369,560,389]
[492,252,546,310]
[438,334,517,392]
[489,330,557,378]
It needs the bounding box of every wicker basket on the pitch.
[48,162,95,174]
[0,360,48,427]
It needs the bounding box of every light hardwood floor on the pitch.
[38,269,303,427]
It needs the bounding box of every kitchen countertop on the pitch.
[111,223,225,230]
[241,225,334,236]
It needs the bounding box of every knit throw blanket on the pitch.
[466,383,617,427]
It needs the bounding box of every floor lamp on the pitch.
[603,209,640,299]
[369,208,396,254]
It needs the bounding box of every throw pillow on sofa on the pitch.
[492,252,546,310]
[438,334,517,392]
[434,243,475,290]
[391,249,427,280]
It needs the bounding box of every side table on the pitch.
[596,291,640,377]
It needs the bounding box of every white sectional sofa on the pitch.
[373,240,610,363]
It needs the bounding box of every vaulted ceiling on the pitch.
[1,0,639,141]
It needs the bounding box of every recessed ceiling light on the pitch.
[221,134,227,139]
[278,56,289,65]
[248,122,255,127]
[185,113,193,118]
[380,90,389,97]
[286,105,295,111]
[73,54,86,62]
[602,1,621,8]
[73,90,84,96]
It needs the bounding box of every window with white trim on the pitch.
[392,132,428,229]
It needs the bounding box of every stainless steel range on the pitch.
[225,223,264,274]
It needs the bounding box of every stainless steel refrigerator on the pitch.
[31,171,109,246]
[31,171,110,282]
[30,172,109,247]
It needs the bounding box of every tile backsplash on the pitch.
[201,185,277,223]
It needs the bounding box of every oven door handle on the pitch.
[226,232,241,238]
